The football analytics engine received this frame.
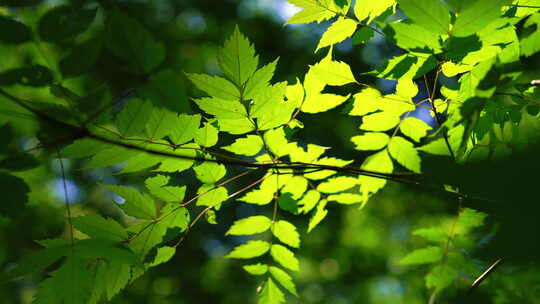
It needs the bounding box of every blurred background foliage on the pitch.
[0,0,539,303]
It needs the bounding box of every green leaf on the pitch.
[116,99,153,137]
[0,15,31,44]
[327,193,364,204]
[222,135,264,156]
[272,220,300,248]
[418,138,452,156]
[308,200,328,232]
[302,92,351,113]
[72,215,127,242]
[250,82,287,117]
[194,162,226,184]
[400,117,432,142]
[385,20,442,53]
[270,244,300,271]
[351,132,390,150]
[218,26,258,86]
[187,73,240,100]
[258,278,285,304]
[399,246,443,265]
[169,114,201,145]
[452,0,510,37]
[360,112,400,131]
[426,264,458,292]
[317,176,358,193]
[90,261,131,302]
[145,175,186,203]
[358,150,393,202]
[395,79,418,99]
[349,87,383,116]
[194,97,248,119]
[299,190,321,214]
[196,185,228,207]
[60,37,103,78]
[244,59,279,100]
[159,204,190,231]
[149,246,176,267]
[354,0,396,23]
[194,122,219,147]
[285,0,337,25]
[146,107,176,140]
[264,127,290,157]
[103,184,155,219]
[243,263,268,275]
[139,69,190,113]
[105,9,165,74]
[367,53,437,80]
[0,173,29,218]
[278,193,299,215]
[281,176,308,200]
[128,221,168,258]
[269,266,298,296]
[413,227,447,243]
[225,240,271,259]
[38,5,97,42]
[397,0,450,35]
[309,50,357,86]
[388,136,421,173]
[226,215,273,235]
[456,208,487,233]
[33,257,92,304]
[154,144,197,173]
[316,17,357,51]
[102,184,156,219]
[352,26,375,45]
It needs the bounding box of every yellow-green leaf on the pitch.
[226,215,273,235]
[222,135,264,156]
[272,220,300,248]
[270,244,299,271]
[194,122,219,147]
[269,266,298,296]
[285,0,337,25]
[354,0,396,23]
[316,17,357,51]
[351,132,390,150]
[258,278,285,304]
[360,111,400,131]
[317,176,358,193]
[226,240,271,259]
[309,50,357,86]
[397,0,450,35]
[400,117,432,142]
[388,136,421,173]
[243,263,268,275]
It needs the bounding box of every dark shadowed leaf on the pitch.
[0,15,31,44]
[0,173,30,218]
[38,5,97,42]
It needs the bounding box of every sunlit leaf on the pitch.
[272,220,300,248]
[388,136,421,173]
[351,132,390,150]
[226,240,271,259]
[269,266,298,296]
[243,263,268,275]
[226,216,273,235]
[397,0,450,35]
[316,17,357,51]
[270,244,300,271]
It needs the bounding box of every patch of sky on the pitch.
[50,178,83,204]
